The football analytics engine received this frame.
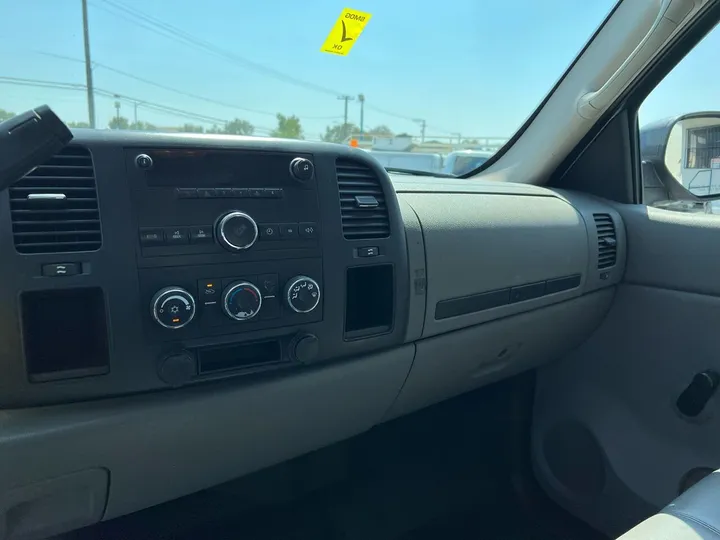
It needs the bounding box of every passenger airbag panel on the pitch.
[398,192,589,337]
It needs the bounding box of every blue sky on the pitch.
[1,0,716,140]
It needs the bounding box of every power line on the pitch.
[34,51,342,121]
[0,76,271,130]
[89,0,451,131]
[92,0,341,97]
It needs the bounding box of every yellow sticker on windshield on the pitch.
[320,8,372,56]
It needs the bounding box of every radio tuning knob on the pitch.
[216,211,259,251]
[289,157,314,182]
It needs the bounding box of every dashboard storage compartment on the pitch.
[345,264,394,339]
[20,287,110,382]
[197,339,283,374]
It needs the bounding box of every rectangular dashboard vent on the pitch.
[336,159,390,240]
[593,213,617,269]
[9,145,101,254]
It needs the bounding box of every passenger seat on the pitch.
[618,470,720,539]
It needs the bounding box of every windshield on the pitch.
[447,156,491,176]
[370,152,442,173]
[2,0,616,176]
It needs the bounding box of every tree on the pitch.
[108,116,130,130]
[462,139,479,144]
[321,122,359,143]
[396,132,412,138]
[129,121,156,131]
[371,124,393,137]
[67,121,90,128]
[0,108,15,121]
[180,123,204,133]
[224,118,254,135]
[271,113,303,139]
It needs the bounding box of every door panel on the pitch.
[532,205,720,537]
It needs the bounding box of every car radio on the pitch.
[126,148,321,261]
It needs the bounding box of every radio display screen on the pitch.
[142,149,305,187]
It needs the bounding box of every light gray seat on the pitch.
[618,470,720,539]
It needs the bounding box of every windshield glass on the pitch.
[2,0,615,176]
[447,156,490,176]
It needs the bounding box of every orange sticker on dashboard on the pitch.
[320,8,372,56]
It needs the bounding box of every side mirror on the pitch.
[641,111,720,199]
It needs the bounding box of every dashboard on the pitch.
[0,131,626,538]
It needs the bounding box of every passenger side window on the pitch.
[639,22,720,213]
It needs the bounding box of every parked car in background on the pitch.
[442,150,494,176]
[368,150,444,174]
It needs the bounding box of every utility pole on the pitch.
[413,118,426,143]
[358,93,365,135]
[114,100,121,127]
[81,0,96,128]
[133,102,138,125]
[338,95,355,139]
[452,132,461,144]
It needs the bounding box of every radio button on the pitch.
[176,188,197,199]
[266,188,284,198]
[139,228,164,246]
[299,222,318,239]
[279,223,298,238]
[197,188,215,198]
[249,188,264,198]
[231,188,249,198]
[165,227,189,244]
[259,223,280,240]
[190,226,213,244]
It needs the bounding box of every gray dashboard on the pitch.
[0,138,625,540]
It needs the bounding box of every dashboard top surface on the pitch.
[71,129,551,197]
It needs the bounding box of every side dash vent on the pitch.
[593,213,617,269]
[9,145,101,254]
[336,159,390,240]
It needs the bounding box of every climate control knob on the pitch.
[222,281,263,321]
[151,287,196,329]
[216,211,258,251]
[284,276,321,314]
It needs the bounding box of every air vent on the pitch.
[9,146,101,254]
[336,159,390,240]
[593,213,617,269]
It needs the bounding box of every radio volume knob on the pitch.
[216,211,258,251]
[284,276,321,314]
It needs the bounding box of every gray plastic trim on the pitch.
[553,190,627,292]
[385,288,614,420]
[0,347,414,521]
[398,199,427,342]
[398,192,590,337]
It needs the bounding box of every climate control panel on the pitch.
[140,258,323,340]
